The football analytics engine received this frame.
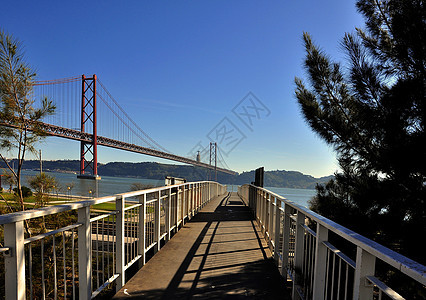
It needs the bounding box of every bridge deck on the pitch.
[113,192,290,299]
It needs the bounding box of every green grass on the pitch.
[92,202,118,211]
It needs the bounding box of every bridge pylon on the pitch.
[77,74,100,180]
[209,142,217,181]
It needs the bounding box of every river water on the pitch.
[18,170,315,208]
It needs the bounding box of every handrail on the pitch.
[238,184,426,299]
[1,180,227,300]
[248,184,426,284]
[0,181,211,225]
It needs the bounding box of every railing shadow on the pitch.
[114,193,291,299]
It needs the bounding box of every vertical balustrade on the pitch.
[264,193,269,235]
[292,211,306,300]
[155,191,161,253]
[138,193,146,267]
[78,206,92,300]
[0,181,226,299]
[238,184,426,300]
[312,223,328,300]
[116,195,125,292]
[281,203,292,276]
[269,195,275,251]
[166,188,171,241]
[180,186,184,225]
[274,198,281,263]
[353,247,375,299]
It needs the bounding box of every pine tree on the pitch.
[295,0,425,266]
[0,29,56,211]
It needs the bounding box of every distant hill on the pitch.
[1,159,334,189]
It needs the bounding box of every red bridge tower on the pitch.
[77,74,100,180]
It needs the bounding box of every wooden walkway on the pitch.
[113,192,290,299]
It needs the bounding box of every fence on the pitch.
[238,184,426,300]
[0,181,226,300]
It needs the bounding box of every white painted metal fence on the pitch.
[238,184,426,300]
[0,181,226,300]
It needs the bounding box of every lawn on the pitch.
[0,192,133,212]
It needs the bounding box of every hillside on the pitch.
[1,159,333,189]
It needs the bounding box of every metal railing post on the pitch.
[184,185,188,218]
[116,195,125,292]
[200,183,202,205]
[199,185,203,209]
[353,247,376,299]
[257,190,261,221]
[189,184,193,218]
[269,195,275,249]
[262,191,267,232]
[187,184,190,215]
[180,186,184,224]
[292,211,306,299]
[166,188,171,241]
[155,191,161,252]
[191,184,195,213]
[175,187,179,228]
[248,186,253,210]
[264,193,270,235]
[138,193,146,267]
[4,220,25,300]
[78,206,92,299]
[202,182,204,205]
[281,203,291,276]
[274,198,281,263]
[312,223,329,300]
[255,189,259,219]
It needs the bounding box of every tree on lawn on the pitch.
[0,29,56,211]
[29,172,58,207]
[295,0,425,266]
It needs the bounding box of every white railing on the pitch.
[238,184,426,300]
[0,181,226,300]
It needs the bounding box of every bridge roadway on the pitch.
[0,120,237,175]
[113,192,290,299]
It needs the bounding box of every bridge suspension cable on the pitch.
[96,79,170,153]
[216,146,231,170]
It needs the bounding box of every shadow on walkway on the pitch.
[113,192,290,299]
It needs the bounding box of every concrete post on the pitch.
[138,194,146,267]
[274,199,281,263]
[175,187,179,228]
[269,195,275,249]
[353,247,376,299]
[292,211,306,300]
[281,203,291,276]
[166,188,171,241]
[116,195,125,292]
[264,193,270,235]
[312,223,329,300]
[4,220,25,300]
[78,206,92,299]
[155,191,161,253]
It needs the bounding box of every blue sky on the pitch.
[1,1,364,178]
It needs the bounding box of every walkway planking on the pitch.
[113,192,290,299]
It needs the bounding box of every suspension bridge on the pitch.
[1,75,425,300]
[0,74,237,178]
